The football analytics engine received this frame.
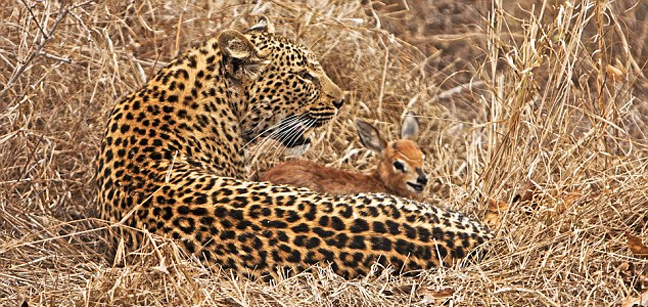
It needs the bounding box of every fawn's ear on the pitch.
[246,16,275,34]
[401,111,420,141]
[355,119,387,153]
[218,30,271,82]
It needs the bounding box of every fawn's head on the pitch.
[355,112,427,200]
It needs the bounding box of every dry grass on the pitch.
[1,0,647,306]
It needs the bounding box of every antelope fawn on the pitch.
[259,113,428,200]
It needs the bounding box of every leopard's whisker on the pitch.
[246,112,305,162]
[274,116,317,159]
[241,111,294,149]
[267,115,308,159]
[270,115,313,159]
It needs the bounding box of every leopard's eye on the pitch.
[299,70,315,81]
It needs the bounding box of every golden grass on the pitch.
[1,0,647,305]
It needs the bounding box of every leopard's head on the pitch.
[219,17,345,149]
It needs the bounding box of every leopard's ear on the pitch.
[246,16,275,34]
[218,30,271,83]
[218,30,255,60]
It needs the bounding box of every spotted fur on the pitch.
[96,18,492,280]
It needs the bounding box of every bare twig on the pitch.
[37,51,72,63]
[0,2,70,100]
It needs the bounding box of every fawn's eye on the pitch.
[393,161,405,172]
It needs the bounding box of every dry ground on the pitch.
[1,0,648,306]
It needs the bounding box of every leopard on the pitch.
[96,17,492,280]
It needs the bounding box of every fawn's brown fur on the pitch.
[260,113,428,200]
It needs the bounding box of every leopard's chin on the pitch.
[275,132,312,148]
[282,141,311,157]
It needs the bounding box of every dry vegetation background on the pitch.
[1,0,648,306]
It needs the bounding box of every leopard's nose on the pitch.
[332,98,344,109]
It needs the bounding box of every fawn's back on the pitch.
[259,159,388,195]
